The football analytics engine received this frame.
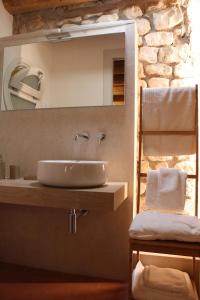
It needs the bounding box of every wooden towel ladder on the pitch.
[129,84,200,300]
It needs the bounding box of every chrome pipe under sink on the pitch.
[68,208,89,234]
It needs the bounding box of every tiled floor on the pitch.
[0,262,128,300]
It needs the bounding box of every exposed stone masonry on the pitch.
[14,0,195,89]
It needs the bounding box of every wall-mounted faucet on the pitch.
[74,132,90,141]
[97,132,106,144]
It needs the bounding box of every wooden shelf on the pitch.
[0,179,128,211]
[129,239,200,257]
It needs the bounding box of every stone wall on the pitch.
[137,1,196,88]
[14,1,196,87]
[12,0,197,214]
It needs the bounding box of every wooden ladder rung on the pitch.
[142,130,196,135]
[139,173,197,179]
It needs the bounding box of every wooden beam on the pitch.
[12,0,136,34]
[2,0,97,14]
[3,0,177,16]
[6,0,178,34]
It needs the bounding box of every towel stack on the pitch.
[132,261,196,300]
[128,167,200,242]
[145,168,187,213]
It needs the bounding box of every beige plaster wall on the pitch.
[0,3,137,280]
[0,105,135,281]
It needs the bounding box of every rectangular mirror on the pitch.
[1,31,125,110]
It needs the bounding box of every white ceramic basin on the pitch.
[37,160,108,188]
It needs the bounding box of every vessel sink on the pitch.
[37,160,108,188]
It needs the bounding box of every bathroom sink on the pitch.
[37,160,108,188]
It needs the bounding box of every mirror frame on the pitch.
[0,20,137,111]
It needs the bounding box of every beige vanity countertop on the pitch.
[0,179,128,211]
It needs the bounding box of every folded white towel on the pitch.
[145,170,158,210]
[132,260,144,293]
[143,87,196,156]
[132,261,196,300]
[145,168,187,212]
[158,168,179,193]
[129,211,200,242]
[143,265,188,295]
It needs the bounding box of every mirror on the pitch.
[1,33,125,111]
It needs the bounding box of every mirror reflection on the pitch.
[1,33,125,111]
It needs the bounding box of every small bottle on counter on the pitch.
[9,165,20,179]
[0,155,5,179]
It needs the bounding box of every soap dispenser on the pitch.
[0,155,5,179]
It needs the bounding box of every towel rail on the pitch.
[139,172,197,179]
[137,85,198,215]
[142,130,196,135]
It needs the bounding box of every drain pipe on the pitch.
[68,208,89,234]
[68,208,77,234]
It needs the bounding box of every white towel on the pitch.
[132,261,196,300]
[145,168,187,212]
[143,265,188,295]
[145,170,158,210]
[143,87,196,156]
[129,211,200,242]
[158,168,187,211]
[132,260,144,293]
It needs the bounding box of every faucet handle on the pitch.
[97,132,106,144]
